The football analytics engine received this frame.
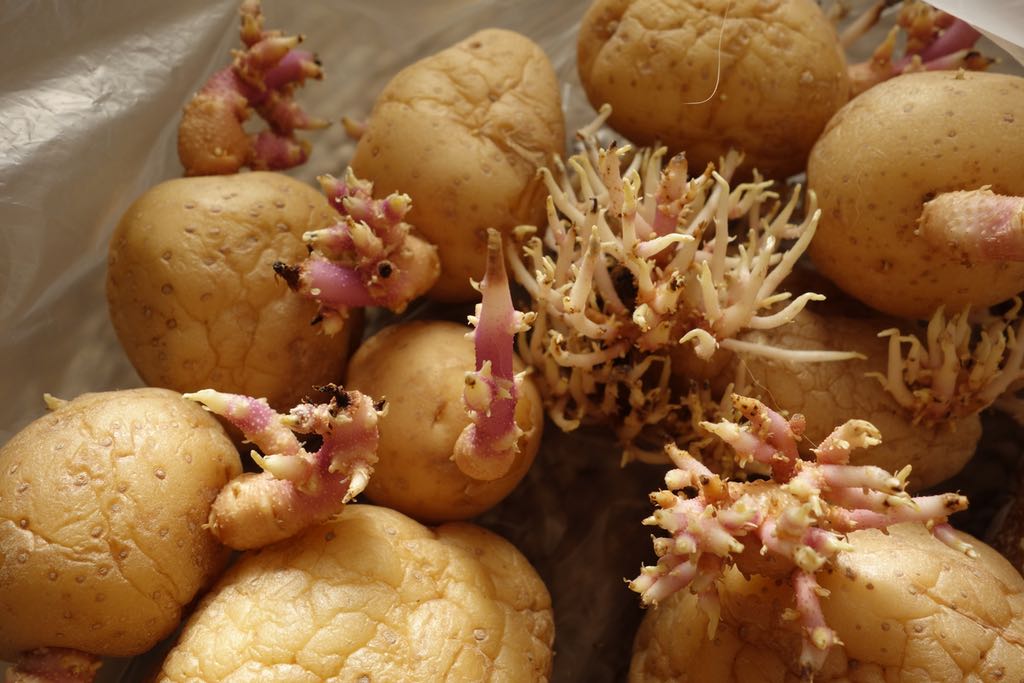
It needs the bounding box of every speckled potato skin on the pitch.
[735,309,980,491]
[0,388,242,661]
[345,321,544,523]
[630,524,1024,682]
[157,504,555,683]
[808,71,1024,320]
[107,172,361,411]
[351,29,565,302]
[577,0,849,179]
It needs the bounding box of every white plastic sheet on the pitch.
[0,1,1022,681]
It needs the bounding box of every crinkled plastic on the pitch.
[0,1,1022,682]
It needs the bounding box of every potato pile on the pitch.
[5,0,1024,682]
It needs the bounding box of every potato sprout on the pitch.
[274,168,440,335]
[631,394,972,678]
[184,384,383,549]
[871,300,1024,425]
[177,0,327,176]
[509,108,855,455]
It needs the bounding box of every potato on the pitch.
[345,321,543,522]
[351,29,565,302]
[157,504,555,682]
[808,70,1024,319]
[733,309,981,490]
[107,172,361,412]
[630,524,1024,682]
[0,388,242,662]
[577,0,849,179]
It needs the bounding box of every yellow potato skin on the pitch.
[808,71,1024,319]
[351,29,565,302]
[630,524,1024,682]
[157,504,555,683]
[107,172,360,411]
[577,0,849,179]
[0,388,242,661]
[735,309,980,491]
[345,321,544,523]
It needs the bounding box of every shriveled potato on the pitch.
[577,0,849,179]
[351,28,565,302]
[733,309,981,490]
[345,321,544,522]
[107,172,361,411]
[808,70,1024,319]
[0,388,242,662]
[630,523,1024,682]
[157,504,555,682]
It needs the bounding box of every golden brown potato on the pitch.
[577,0,849,179]
[733,309,981,490]
[157,504,555,682]
[351,29,565,302]
[808,70,1024,319]
[0,388,241,662]
[345,321,543,522]
[106,172,361,412]
[630,523,1024,682]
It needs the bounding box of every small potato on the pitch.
[808,70,1024,319]
[0,388,242,662]
[577,0,849,179]
[345,321,543,523]
[734,309,981,490]
[351,29,565,302]
[107,172,361,412]
[630,524,1024,682]
[157,504,555,682]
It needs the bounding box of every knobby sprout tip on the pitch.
[183,385,383,549]
[453,229,536,481]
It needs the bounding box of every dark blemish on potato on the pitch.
[161,283,174,295]
[184,202,196,210]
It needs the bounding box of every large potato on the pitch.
[0,388,242,661]
[345,321,544,522]
[734,309,981,490]
[808,70,1024,319]
[630,524,1024,681]
[157,504,555,682]
[351,29,565,302]
[577,0,849,179]
[107,172,361,411]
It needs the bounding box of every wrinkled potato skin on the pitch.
[0,388,242,661]
[630,524,1024,682]
[735,310,980,490]
[809,71,1024,319]
[577,0,849,179]
[351,29,565,302]
[107,172,360,411]
[158,504,555,683]
[346,321,544,522]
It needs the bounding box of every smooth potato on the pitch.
[345,321,543,523]
[157,505,555,682]
[0,388,242,661]
[351,29,565,302]
[107,172,360,411]
[577,0,849,179]
[808,70,1024,319]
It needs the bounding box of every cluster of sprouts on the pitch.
[184,384,383,549]
[177,0,327,176]
[631,395,972,678]
[509,107,853,457]
[453,230,536,481]
[871,300,1024,425]
[274,168,440,335]
[838,0,992,97]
